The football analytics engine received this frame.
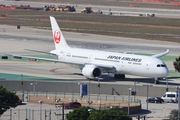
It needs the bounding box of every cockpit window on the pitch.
[157,64,160,67]
[157,64,166,67]
[161,64,166,67]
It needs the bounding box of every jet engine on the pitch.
[82,65,101,79]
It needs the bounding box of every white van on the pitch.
[161,92,178,103]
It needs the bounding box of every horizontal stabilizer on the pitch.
[25,49,57,56]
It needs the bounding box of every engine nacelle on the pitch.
[82,65,101,79]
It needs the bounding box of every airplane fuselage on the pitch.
[55,47,169,78]
[11,16,170,83]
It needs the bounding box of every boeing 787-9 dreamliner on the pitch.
[11,16,169,84]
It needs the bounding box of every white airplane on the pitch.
[12,16,169,84]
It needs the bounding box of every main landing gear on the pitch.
[154,77,167,84]
[114,74,125,79]
[154,78,160,84]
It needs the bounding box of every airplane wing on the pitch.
[151,49,169,58]
[8,54,115,72]
[1,54,75,65]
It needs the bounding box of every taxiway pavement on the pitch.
[0,24,180,120]
[0,24,180,85]
[1,0,180,18]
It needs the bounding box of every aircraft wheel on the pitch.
[114,74,118,79]
[154,79,160,84]
[118,74,125,79]
[121,74,125,79]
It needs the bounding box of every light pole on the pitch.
[78,83,83,98]
[39,100,43,120]
[30,82,38,96]
[134,81,139,101]
[143,85,153,110]
[128,88,132,114]
[88,79,91,106]
[98,78,100,101]
[21,74,24,101]
[95,77,101,100]
[177,87,180,120]
[166,78,168,91]
[96,77,101,110]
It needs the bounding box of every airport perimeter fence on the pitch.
[0,91,142,120]
[1,108,138,120]
[18,91,141,104]
[0,108,66,120]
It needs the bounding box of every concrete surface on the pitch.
[0,25,180,120]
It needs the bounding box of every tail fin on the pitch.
[49,16,69,49]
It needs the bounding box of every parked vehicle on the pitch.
[161,92,178,103]
[146,97,164,103]
[81,7,93,13]
[63,102,81,109]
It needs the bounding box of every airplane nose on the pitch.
[155,67,169,77]
[162,68,169,77]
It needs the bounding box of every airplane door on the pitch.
[58,51,65,60]
[121,61,124,67]
[146,63,150,70]
[89,54,93,63]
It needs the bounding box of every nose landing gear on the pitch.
[154,78,161,84]
[154,79,160,84]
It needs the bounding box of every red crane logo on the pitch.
[54,30,61,44]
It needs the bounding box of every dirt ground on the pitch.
[17,94,140,109]
[23,0,180,9]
